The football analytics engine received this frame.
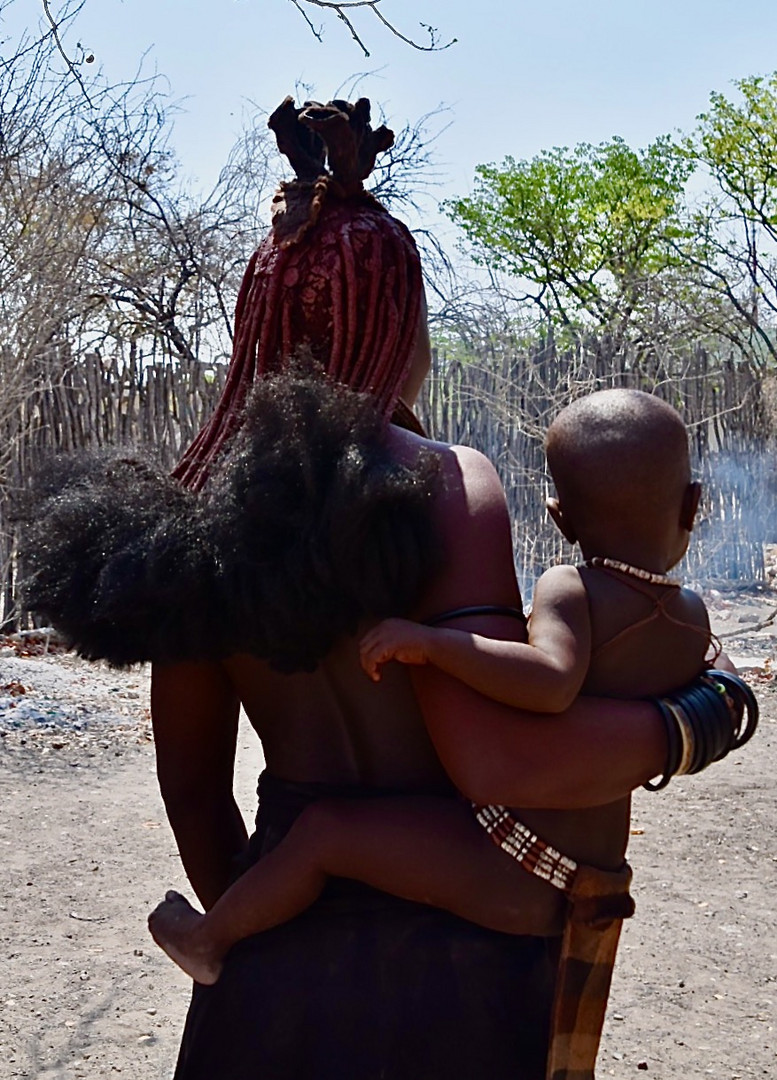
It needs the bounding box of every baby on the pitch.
[149,388,716,984]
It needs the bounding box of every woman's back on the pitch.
[223,426,521,791]
[224,638,451,789]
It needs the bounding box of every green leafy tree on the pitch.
[682,73,777,363]
[445,136,697,344]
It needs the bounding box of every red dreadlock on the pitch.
[174,96,424,491]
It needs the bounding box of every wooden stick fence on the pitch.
[1,336,773,627]
[416,338,775,600]
[1,346,225,629]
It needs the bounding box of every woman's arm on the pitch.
[413,667,666,809]
[151,660,248,910]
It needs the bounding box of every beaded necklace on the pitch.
[582,556,680,589]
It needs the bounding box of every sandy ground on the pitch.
[1,588,775,1080]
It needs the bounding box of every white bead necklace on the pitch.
[583,556,680,588]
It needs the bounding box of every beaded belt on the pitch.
[474,804,578,894]
[473,803,634,1080]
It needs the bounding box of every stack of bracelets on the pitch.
[644,670,759,791]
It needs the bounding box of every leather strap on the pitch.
[473,804,634,1080]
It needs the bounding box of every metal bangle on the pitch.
[644,671,759,790]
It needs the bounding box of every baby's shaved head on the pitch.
[546,389,691,529]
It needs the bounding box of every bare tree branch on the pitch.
[287,0,324,44]
[288,0,455,58]
[370,8,454,53]
[40,0,93,107]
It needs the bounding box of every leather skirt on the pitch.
[173,771,558,1080]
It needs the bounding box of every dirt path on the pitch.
[1,588,775,1079]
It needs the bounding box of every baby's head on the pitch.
[545,389,700,569]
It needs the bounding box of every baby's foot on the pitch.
[147,890,224,985]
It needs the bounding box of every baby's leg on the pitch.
[148,796,566,983]
[305,796,566,936]
[148,810,335,984]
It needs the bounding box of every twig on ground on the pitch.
[718,605,777,637]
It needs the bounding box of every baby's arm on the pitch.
[360,564,591,713]
[149,796,565,984]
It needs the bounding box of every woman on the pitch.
[22,96,748,1080]
[152,97,557,1079]
[152,97,712,1080]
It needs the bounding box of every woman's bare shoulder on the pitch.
[403,444,519,615]
[441,444,512,526]
[388,428,506,508]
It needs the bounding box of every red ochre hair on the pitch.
[174,97,424,491]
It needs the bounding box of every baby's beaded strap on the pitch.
[473,803,578,894]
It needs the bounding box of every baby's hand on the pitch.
[359,618,433,682]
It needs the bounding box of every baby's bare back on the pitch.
[519,567,710,876]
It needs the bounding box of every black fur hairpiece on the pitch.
[19,370,441,672]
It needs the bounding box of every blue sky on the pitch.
[8,1,777,211]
